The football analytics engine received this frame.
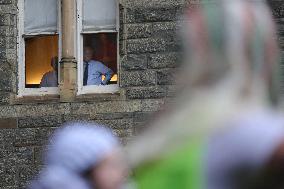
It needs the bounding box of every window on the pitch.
[77,0,119,94]
[18,0,61,96]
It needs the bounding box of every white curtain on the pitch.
[83,0,117,31]
[24,0,58,34]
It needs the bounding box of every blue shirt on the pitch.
[40,71,58,87]
[84,60,114,85]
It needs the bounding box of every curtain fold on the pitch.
[83,0,117,31]
[24,0,58,34]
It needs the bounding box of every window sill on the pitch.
[77,84,119,95]
[18,87,59,97]
[12,94,60,105]
[12,86,122,104]
[75,84,123,102]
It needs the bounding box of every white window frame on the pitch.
[17,0,62,97]
[76,0,119,95]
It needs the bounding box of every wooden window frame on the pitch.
[76,0,120,95]
[17,0,62,97]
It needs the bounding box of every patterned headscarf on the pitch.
[181,0,280,104]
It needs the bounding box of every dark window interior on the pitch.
[25,35,58,88]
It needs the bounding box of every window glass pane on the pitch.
[25,35,59,88]
[83,0,117,31]
[83,33,117,86]
[24,0,58,34]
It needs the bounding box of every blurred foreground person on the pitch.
[29,122,127,189]
[127,0,284,189]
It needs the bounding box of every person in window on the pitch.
[40,56,58,87]
[83,46,114,86]
[94,34,117,73]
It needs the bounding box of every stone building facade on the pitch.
[0,0,283,188]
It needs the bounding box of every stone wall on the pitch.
[0,0,284,188]
[269,0,284,101]
[0,0,184,188]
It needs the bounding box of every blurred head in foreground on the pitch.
[29,122,127,189]
[127,1,284,189]
[181,0,280,104]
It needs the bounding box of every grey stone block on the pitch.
[94,112,134,120]
[151,22,178,39]
[14,103,71,117]
[15,147,34,165]
[0,48,6,59]
[0,171,15,187]
[18,115,63,128]
[268,1,284,19]
[0,70,11,91]
[8,14,15,26]
[6,37,16,49]
[123,0,186,9]
[126,86,167,99]
[71,100,142,114]
[141,99,165,112]
[34,146,45,165]
[152,21,178,32]
[0,92,10,105]
[121,54,147,70]
[0,105,16,118]
[157,69,176,85]
[125,6,183,23]
[148,52,180,69]
[14,128,53,147]
[125,23,152,39]
[63,114,94,122]
[126,38,167,53]
[0,37,6,47]
[94,100,142,113]
[0,0,12,4]
[69,103,97,115]
[0,14,10,25]
[0,4,17,14]
[120,70,156,87]
[18,165,39,188]
[0,26,16,36]
[95,119,133,129]
[0,129,15,150]
[0,150,16,164]
[6,49,17,61]
[0,186,17,189]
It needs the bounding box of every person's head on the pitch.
[181,0,279,105]
[84,46,94,62]
[41,122,127,189]
[89,149,127,189]
[51,56,58,72]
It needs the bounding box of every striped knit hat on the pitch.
[29,122,120,189]
[46,122,119,173]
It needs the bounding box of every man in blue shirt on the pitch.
[40,56,58,87]
[83,46,114,86]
